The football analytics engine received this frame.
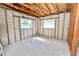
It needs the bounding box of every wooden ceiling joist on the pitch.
[2,3,39,17]
[32,3,47,16]
[39,3,50,13]
[29,3,46,16]
[45,3,52,15]
[33,3,49,14]
[1,3,70,17]
[19,3,43,17]
[55,3,59,13]
[40,3,50,13]
[52,3,59,13]
[13,3,40,16]
[45,4,56,13]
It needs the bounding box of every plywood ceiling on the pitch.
[1,3,70,17]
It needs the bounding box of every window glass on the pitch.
[43,19,55,28]
[20,18,32,28]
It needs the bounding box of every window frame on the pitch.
[42,18,56,29]
[20,17,33,29]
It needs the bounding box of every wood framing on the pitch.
[33,3,47,16]
[2,3,39,17]
[68,4,79,56]
[62,12,65,40]
[0,3,69,17]
[19,3,42,16]
[5,9,10,44]
[57,14,60,39]
[54,18,56,38]
[18,17,22,40]
[12,11,16,42]
[45,3,52,15]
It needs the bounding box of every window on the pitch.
[20,18,32,28]
[43,19,55,28]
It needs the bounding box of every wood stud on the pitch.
[62,12,65,40]
[5,9,10,44]
[54,18,56,38]
[12,11,16,42]
[57,14,60,39]
[23,29,25,40]
[18,17,22,40]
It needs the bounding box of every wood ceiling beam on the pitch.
[40,4,50,14]
[13,3,39,16]
[29,3,46,16]
[19,3,42,16]
[52,3,59,13]
[45,3,51,15]
[2,3,70,18]
[55,4,59,13]
[33,3,49,14]
[2,3,39,17]
[33,3,47,16]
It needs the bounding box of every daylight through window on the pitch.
[43,19,55,28]
[20,18,32,28]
